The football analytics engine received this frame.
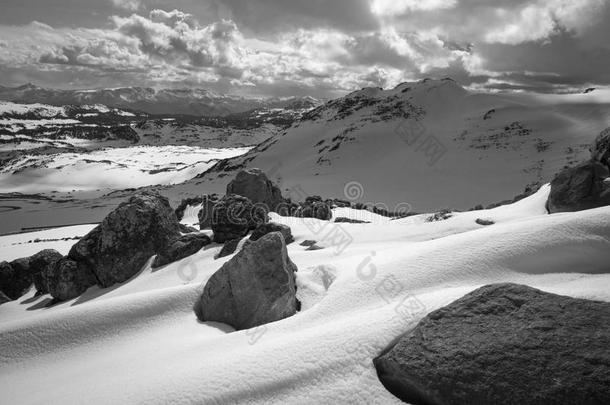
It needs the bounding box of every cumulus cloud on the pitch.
[0,0,608,96]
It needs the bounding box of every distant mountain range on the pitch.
[0,84,321,116]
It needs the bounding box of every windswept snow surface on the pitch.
[1,186,610,404]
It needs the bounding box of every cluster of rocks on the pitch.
[1,192,212,303]
[0,168,310,306]
[547,128,610,213]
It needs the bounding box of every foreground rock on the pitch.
[547,161,610,213]
[226,168,284,211]
[198,232,298,330]
[28,249,63,294]
[46,258,97,301]
[250,222,294,244]
[211,194,268,243]
[374,283,610,405]
[0,261,31,300]
[69,192,181,288]
[152,233,211,268]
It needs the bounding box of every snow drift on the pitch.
[1,186,609,404]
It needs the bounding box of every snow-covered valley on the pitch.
[0,145,251,193]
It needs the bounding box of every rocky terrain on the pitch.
[1,138,609,402]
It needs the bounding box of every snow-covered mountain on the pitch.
[192,78,610,211]
[0,84,321,116]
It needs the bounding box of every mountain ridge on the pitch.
[0,84,322,116]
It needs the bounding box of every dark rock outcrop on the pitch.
[69,192,181,288]
[178,223,198,234]
[216,238,242,259]
[211,194,268,243]
[46,258,97,301]
[188,194,220,229]
[152,233,211,268]
[0,290,10,305]
[475,218,494,226]
[226,168,284,211]
[250,222,294,244]
[547,161,610,213]
[28,249,63,294]
[198,232,298,330]
[0,261,31,300]
[374,283,610,405]
[295,196,332,220]
[334,217,370,224]
[591,127,610,168]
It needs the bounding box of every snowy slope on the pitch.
[0,146,251,193]
[1,187,609,404]
[192,79,610,211]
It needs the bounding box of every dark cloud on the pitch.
[209,0,378,35]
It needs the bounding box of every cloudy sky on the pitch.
[0,0,608,98]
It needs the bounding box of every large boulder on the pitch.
[211,194,268,243]
[0,261,31,300]
[591,127,610,168]
[197,232,298,330]
[46,258,97,301]
[374,283,610,405]
[28,249,63,294]
[547,161,610,213]
[250,222,294,244]
[152,233,212,268]
[226,168,284,212]
[69,192,181,288]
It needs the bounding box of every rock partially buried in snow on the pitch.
[475,218,494,226]
[198,232,298,330]
[226,168,284,212]
[249,222,294,244]
[211,194,268,243]
[295,196,332,220]
[46,258,97,302]
[152,233,211,268]
[591,127,610,168]
[547,161,610,213]
[0,290,10,305]
[0,261,31,300]
[373,283,610,405]
[29,249,63,294]
[69,191,181,288]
